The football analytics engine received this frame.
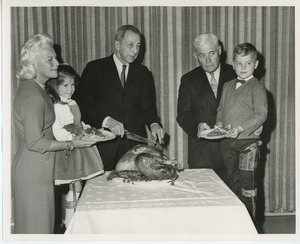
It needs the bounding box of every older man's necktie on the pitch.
[210,72,218,98]
[121,64,127,88]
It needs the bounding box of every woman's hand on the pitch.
[71,134,97,148]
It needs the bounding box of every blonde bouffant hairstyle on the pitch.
[16,33,53,81]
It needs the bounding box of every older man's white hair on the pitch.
[194,33,219,49]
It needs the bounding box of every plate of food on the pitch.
[83,127,116,142]
[198,126,231,140]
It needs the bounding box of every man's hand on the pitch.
[106,117,125,137]
[150,123,165,144]
[197,122,211,137]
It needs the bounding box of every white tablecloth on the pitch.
[65,169,257,234]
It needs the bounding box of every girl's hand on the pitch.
[81,121,91,130]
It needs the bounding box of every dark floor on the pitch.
[256,215,296,234]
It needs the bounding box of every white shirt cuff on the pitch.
[102,116,111,128]
[150,122,159,130]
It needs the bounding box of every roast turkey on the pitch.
[107,144,179,184]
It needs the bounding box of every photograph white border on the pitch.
[2,0,299,243]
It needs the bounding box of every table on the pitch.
[65,169,257,234]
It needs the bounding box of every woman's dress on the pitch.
[12,80,56,234]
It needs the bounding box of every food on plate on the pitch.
[84,127,105,138]
[107,144,180,185]
[63,124,107,139]
[205,125,231,137]
[207,127,227,137]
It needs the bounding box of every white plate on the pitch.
[95,129,116,142]
[82,129,116,142]
[198,128,229,140]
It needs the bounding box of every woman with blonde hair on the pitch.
[12,33,97,234]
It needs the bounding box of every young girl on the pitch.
[47,64,104,227]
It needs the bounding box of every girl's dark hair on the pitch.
[46,64,80,103]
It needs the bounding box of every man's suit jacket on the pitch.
[177,63,236,169]
[76,54,159,169]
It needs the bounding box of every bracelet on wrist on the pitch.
[69,141,75,151]
[66,141,70,151]
[65,141,74,159]
[65,141,74,151]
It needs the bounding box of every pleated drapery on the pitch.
[10,6,295,213]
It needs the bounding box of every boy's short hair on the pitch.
[233,42,257,61]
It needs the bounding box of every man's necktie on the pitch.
[121,64,127,87]
[210,72,218,98]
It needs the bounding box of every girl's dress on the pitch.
[52,97,104,185]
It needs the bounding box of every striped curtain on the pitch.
[10,6,295,213]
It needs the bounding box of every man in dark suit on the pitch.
[76,25,164,170]
[177,33,236,182]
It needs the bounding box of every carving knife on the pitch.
[124,130,162,150]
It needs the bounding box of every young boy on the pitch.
[216,42,268,217]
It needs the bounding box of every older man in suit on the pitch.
[177,33,236,182]
[76,25,164,171]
